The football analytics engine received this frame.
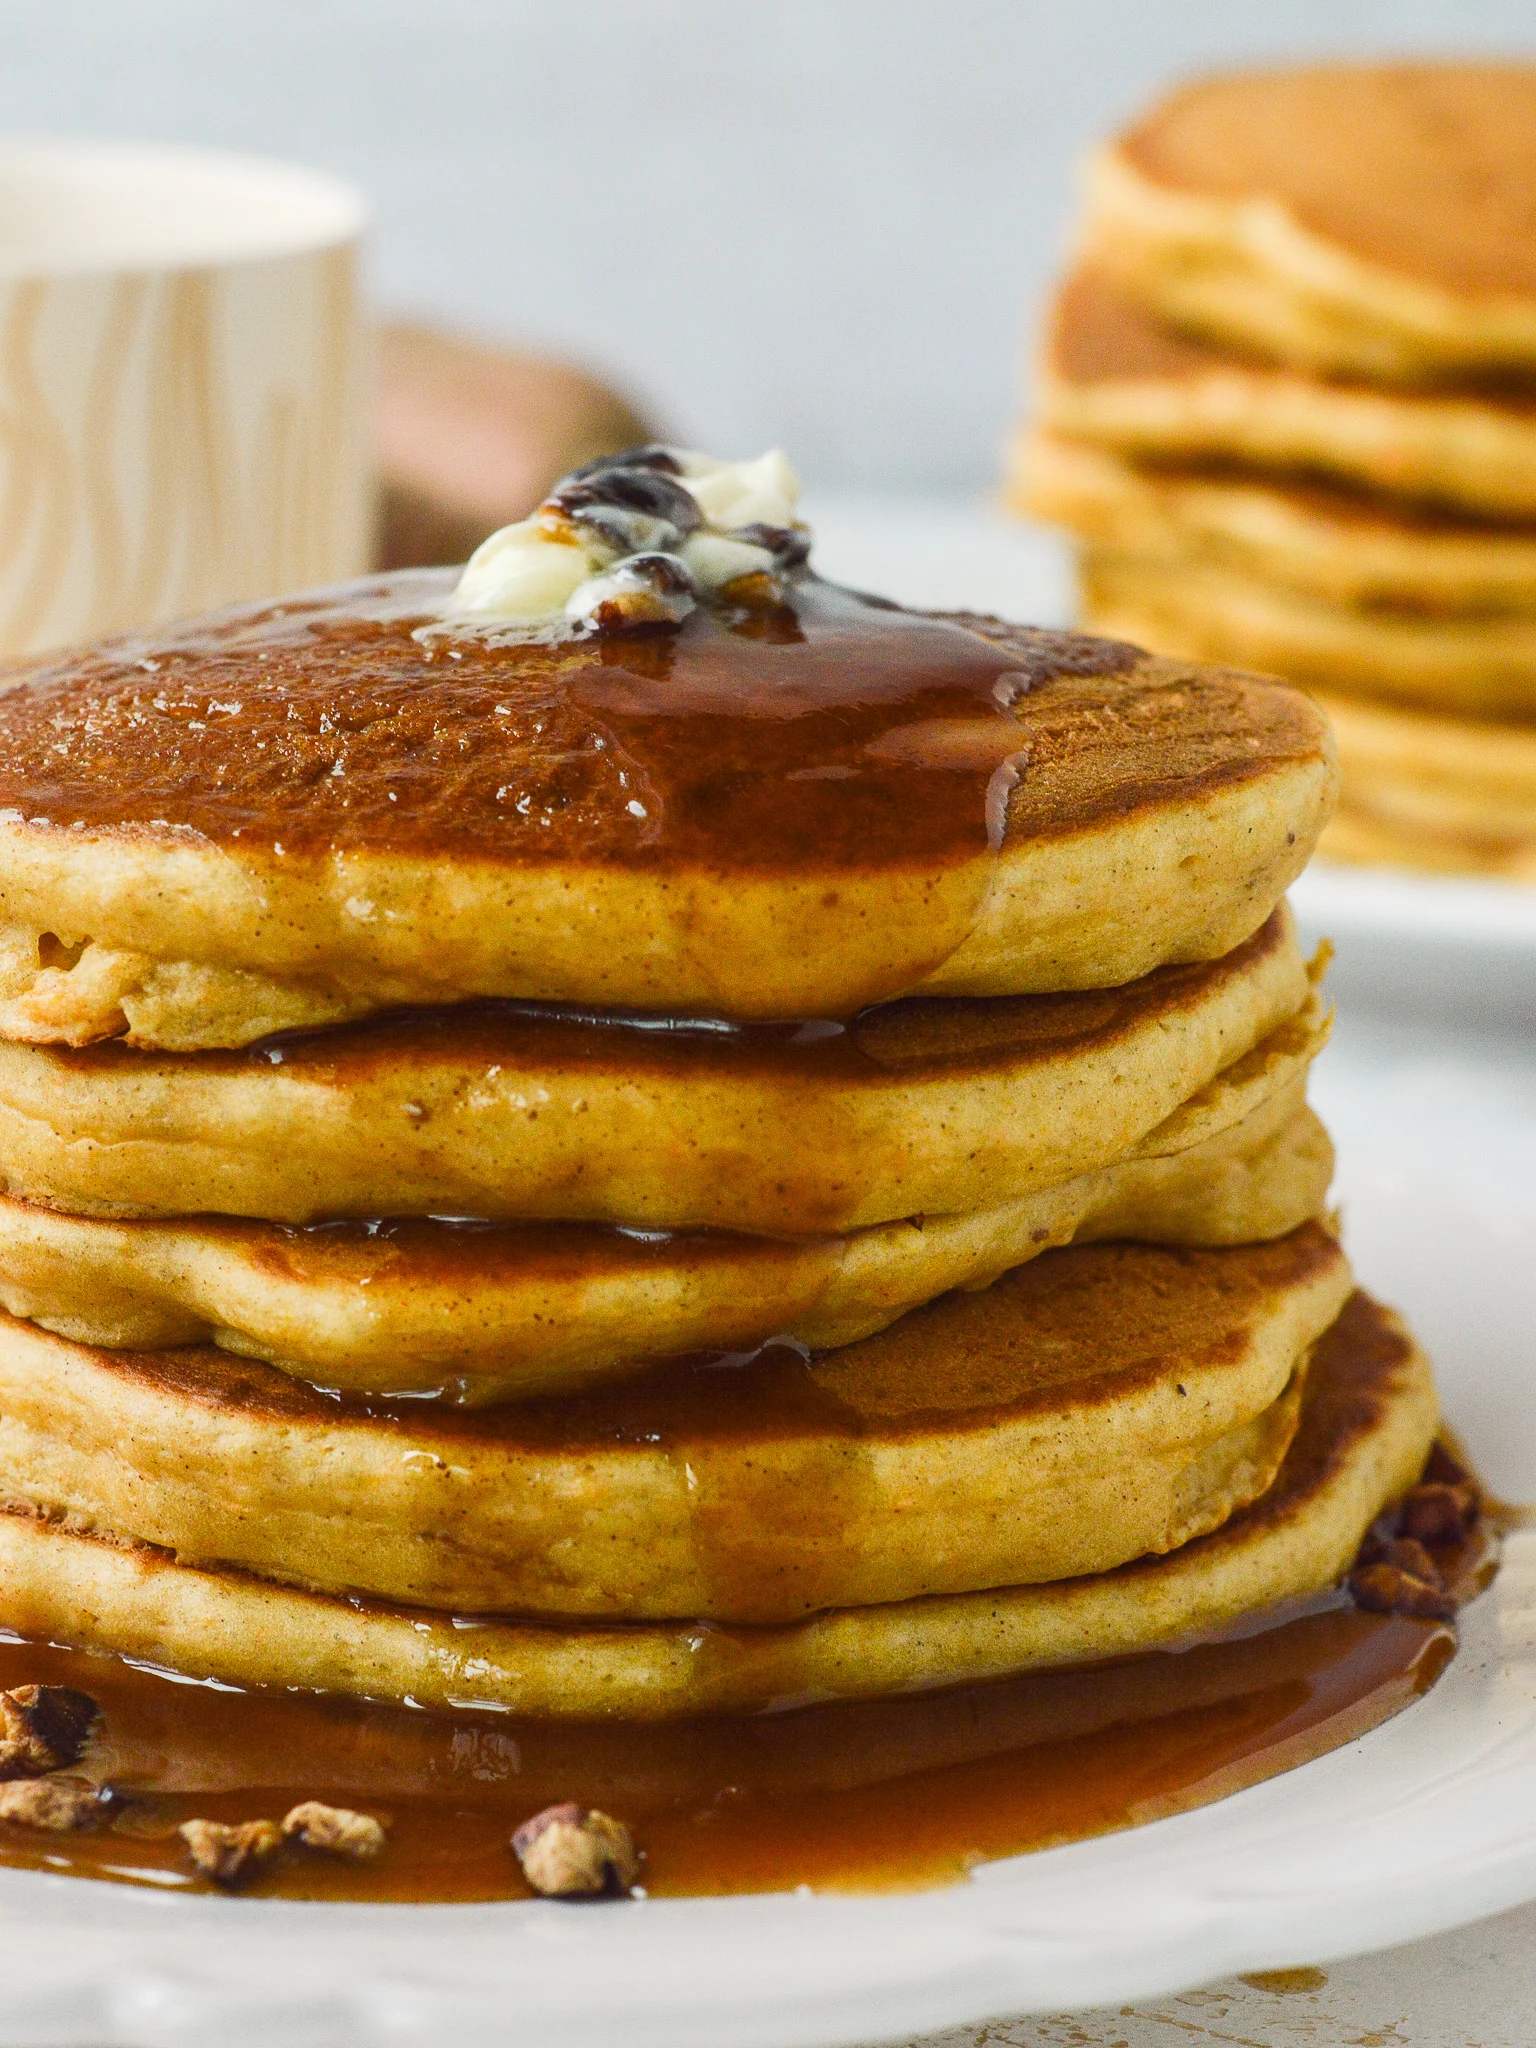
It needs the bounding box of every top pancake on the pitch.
[0,571,1334,1047]
[1086,64,1536,378]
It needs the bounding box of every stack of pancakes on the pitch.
[1013,63,1536,881]
[0,534,1439,1723]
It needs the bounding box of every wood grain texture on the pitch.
[0,240,370,656]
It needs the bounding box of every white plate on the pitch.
[0,1016,1529,2046]
[1293,864,1536,1031]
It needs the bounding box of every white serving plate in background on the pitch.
[1293,862,1536,1032]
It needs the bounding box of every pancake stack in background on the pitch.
[0,449,1448,1849]
[1012,63,1536,882]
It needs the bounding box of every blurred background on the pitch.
[2,0,1529,497]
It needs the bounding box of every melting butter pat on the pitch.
[441,447,807,634]
[452,521,594,619]
[680,533,778,589]
[678,450,800,533]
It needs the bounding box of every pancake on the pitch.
[1038,270,1536,520]
[1319,809,1536,882]
[0,1288,1437,1717]
[1316,693,1536,880]
[1084,64,1536,378]
[0,905,1308,1234]
[0,573,1334,1050]
[1078,550,1536,722]
[0,1227,1349,1624]
[0,997,1329,1398]
[1018,432,1536,610]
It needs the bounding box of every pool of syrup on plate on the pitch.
[0,1448,1494,1902]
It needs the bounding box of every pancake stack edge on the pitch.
[0,503,1440,1724]
[1012,61,1536,883]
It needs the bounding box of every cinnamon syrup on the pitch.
[0,569,1332,1029]
[0,1448,1493,1903]
[0,578,1125,870]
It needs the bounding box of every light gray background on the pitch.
[0,2,1529,477]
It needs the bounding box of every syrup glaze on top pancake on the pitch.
[0,573,1098,871]
[0,568,1335,1041]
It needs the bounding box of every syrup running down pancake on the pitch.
[0,1285,1438,1720]
[0,1227,1350,1622]
[0,1541,1470,1900]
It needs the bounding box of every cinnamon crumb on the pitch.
[1348,1560,1456,1621]
[512,1802,640,1898]
[0,1775,107,1831]
[179,1817,283,1889]
[0,1685,99,1778]
[282,1800,387,1859]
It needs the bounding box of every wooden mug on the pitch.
[0,138,371,656]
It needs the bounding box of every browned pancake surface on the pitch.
[0,1228,1345,1621]
[35,904,1293,1093]
[0,570,1332,876]
[1050,268,1536,414]
[1052,268,1237,386]
[70,1223,1343,1452]
[0,1280,1437,1715]
[1187,1288,1416,1546]
[1119,64,1536,299]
